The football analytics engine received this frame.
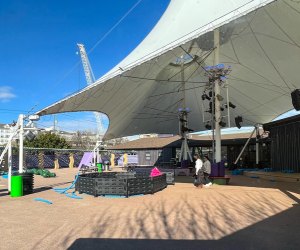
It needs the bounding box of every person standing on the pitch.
[194,154,205,188]
[203,156,212,187]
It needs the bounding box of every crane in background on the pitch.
[77,43,105,140]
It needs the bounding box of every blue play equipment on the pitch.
[282,169,294,174]
[53,171,82,199]
[65,191,83,199]
[103,195,127,199]
[263,168,273,172]
[34,198,53,204]
[52,152,93,199]
[102,194,144,199]
[53,173,79,194]
[231,169,244,175]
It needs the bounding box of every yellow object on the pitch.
[110,153,115,168]
[69,153,74,168]
[123,153,128,167]
[54,158,60,170]
[38,152,44,169]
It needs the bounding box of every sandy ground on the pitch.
[0,168,300,250]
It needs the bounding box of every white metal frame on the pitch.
[77,43,105,140]
[0,114,40,192]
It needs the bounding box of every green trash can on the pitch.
[97,163,103,173]
[11,175,23,197]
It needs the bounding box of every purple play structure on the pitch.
[78,152,93,169]
[210,162,225,177]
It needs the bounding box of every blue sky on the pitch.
[1,0,299,135]
[0,0,170,132]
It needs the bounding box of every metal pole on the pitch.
[179,141,184,161]
[53,115,56,133]
[212,83,215,163]
[234,127,256,165]
[181,62,186,161]
[201,101,205,123]
[226,85,231,127]
[181,62,186,107]
[256,125,259,165]
[19,114,24,173]
[214,28,221,163]
[97,144,100,163]
[182,112,188,160]
[180,59,191,161]
[93,149,96,167]
[8,141,12,192]
[186,139,193,161]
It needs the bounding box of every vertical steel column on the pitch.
[214,29,221,163]
[234,127,256,165]
[226,85,231,127]
[19,114,24,173]
[256,125,260,165]
[8,141,12,192]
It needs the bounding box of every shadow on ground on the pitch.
[65,189,300,250]
[68,204,300,250]
[0,181,72,197]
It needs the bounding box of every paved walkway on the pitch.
[0,168,299,250]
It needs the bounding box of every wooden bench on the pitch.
[210,176,231,185]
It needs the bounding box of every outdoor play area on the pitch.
[0,167,299,249]
[2,0,300,249]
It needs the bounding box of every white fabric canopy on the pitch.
[38,0,300,139]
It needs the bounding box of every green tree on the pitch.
[24,132,70,149]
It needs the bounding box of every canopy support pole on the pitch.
[234,126,256,165]
[8,141,12,192]
[19,114,24,173]
[178,110,192,162]
[178,59,192,162]
[212,81,215,162]
[256,125,260,165]
[214,29,221,163]
[93,141,102,166]
[226,84,231,127]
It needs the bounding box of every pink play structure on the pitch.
[150,167,162,177]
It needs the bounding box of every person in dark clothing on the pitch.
[203,156,212,187]
[193,154,205,188]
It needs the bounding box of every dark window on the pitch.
[145,152,151,161]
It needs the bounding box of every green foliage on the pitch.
[24,132,70,149]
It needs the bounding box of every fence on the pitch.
[0,147,87,170]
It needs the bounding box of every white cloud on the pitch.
[0,86,16,102]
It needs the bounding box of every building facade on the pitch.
[264,114,300,173]
[109,132,271,168]
[0,124,13,146]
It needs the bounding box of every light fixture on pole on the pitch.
[216,94,223,101]
[205,123,212,130]
[219,120,226,128]
[202,93,211,101]
[235,116,243,129]
[204,62,232,163]
[178,107,193,162]
[229,102,236,109]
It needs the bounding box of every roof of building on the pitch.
[108,131,259,150]
[0,123,10,129]
[109,136,181,150]
[264,114,300,130]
